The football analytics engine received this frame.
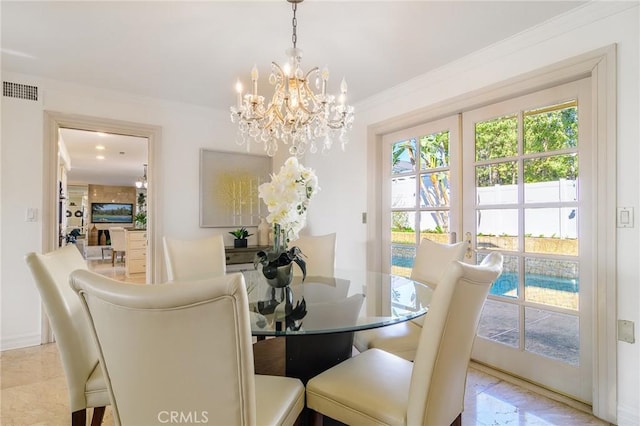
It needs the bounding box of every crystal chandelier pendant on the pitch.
[230,0,354,157]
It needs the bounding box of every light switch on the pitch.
[25,208,38,222]
[617,207,633,228]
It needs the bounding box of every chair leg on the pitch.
[71,409,87,426]
[450,412,462,426]
[91,406,106,426]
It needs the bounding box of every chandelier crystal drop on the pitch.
[230,0,354,157]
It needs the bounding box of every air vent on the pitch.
[3,81,38,101]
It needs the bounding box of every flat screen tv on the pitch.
[91,202,133,224]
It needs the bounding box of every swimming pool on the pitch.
[391,253,579,296]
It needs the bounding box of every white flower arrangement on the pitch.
[258,157,319,242]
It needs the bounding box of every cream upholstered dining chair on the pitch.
[354,238,467,360]
[24,245,109,426]
[162,234,226,281]
[70,270,305,426]
[306,252,503,426]
[108,227,126,266]
[288,233,336,278]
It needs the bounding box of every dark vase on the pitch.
[254,223,305,289]
[234,238,248,248]
[262,261,294,288]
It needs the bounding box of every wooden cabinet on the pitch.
[225,245,269,272]
[125,230,147,277]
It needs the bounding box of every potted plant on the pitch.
[229,227,253,248]
[254,157,317,288]
[134,212,147,229]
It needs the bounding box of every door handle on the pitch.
[465,231,473,259]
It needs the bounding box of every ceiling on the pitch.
[59,128,148,187]
[2,1,587,185]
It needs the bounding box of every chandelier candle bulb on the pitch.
[235,80,243,108]
[251,65,258,97]
[321,67,329,95]
[283,63,291,92]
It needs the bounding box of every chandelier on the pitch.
[135,164,147,189]
[230,0,354,157]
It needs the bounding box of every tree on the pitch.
[391,131,450,233]
[475,104,578,187]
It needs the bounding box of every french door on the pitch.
[382,78,593,403]
[462,79,593,402]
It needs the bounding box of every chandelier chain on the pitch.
[291,2,298,48]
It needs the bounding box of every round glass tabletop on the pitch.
[241,268,433,336]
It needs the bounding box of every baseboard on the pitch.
[469,361,597,417]
[1,333,41,351]
[617,404,639,426]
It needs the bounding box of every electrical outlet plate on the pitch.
[618,320,635,344]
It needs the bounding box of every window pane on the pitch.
[476,161,518,205]
[419,131,449,170]
[524,208,578,255]
[525,258,579,310]
[524,155,578,203]
[420,211,450,239]
[477,209,519,251]
[420,171,450,207]
[478,300,519,347]
[391,176,415,208]
[525,307,579,366]
[391,138,417,174]
[475,114,517,161]
[391,212,415,244]
[481,253,519,299]
[391,245,415,277]
[524,102,578,154]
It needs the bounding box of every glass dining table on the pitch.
[242,268,433,383]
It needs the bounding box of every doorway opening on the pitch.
[42,111,161,341]
[58,128,148,284]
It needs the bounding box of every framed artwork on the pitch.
[199,149,272,228]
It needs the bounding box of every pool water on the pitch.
[391,254,578,295]
[491,272,579,296]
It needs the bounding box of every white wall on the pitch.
[1,93,45,348]
[1,1,637,424]
[309,2,639,424]
[0,73,252,350]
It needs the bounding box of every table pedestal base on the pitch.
[286,333,354,384]
[253,332,355,384]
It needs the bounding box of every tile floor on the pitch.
[86,257,146,284]
[1,342,609,426]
